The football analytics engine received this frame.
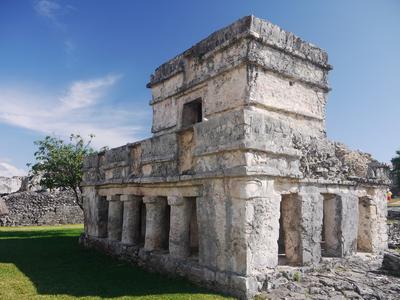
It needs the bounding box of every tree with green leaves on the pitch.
[28,134,95,210]
[391,150,400,192]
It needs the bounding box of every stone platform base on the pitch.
[79,234,262,299]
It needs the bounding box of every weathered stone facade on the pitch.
[80,16,390,299]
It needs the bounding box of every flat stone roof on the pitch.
[147,15,331,88]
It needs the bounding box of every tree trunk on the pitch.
[71,186,83,211]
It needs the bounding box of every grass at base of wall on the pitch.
[0,224,231,300]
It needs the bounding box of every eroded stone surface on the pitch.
[260,254,400,300]
[80,16,390,299]
[382,251,400,276]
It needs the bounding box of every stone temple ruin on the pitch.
[80,16,390,299]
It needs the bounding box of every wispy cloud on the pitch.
[64,39,76,55]
[34,0,61,20]
[33,0,74,28]
[60,75,121,110]
[34,0,76,57]
[0,162,27,177]
[0,75,150,149]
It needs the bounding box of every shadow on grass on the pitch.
[0,228,226,298]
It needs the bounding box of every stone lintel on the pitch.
[120,194,142,202]
[142,196,165,204]
[96,185,202,198]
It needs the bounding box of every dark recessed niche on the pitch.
[182,99,202,127]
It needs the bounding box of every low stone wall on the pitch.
[0,190,83,226]
[79,234,253,299]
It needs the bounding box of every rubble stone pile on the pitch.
[0,176,83,226]
[0,190,83,226]
[260,255,400,300]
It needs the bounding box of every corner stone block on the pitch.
[143,196,168,251]
[246,194,281,273]
[167,196,192,258]
[107,195,123,241]
[121,195,142,245]
[231,178,281,274]
[83,187,108,238]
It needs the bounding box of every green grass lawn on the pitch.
[0,225,231,300]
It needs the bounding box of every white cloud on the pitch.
[0,162,27,177]
[34,0,75,21]
[60,75,120,110]
[34,0,76,34]
[33,0,73,26]
[34,0,62,22]
[0,75,150,149]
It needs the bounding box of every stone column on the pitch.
[229,178,281,275]
[281,194,302,265]
[143,196,168,251]
[323,194,341,256]
[298,189,323,265]
[338,193,359,256]
[358,196,373,252]
[323,193,358,257]
[107,195,123,241]
[121,195,142,245]
[168,196,192,258]
[355,190,389,254]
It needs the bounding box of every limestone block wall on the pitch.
[80,15,390,299]
[149,15,330,137]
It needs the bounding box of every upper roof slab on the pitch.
[147,15,331,88]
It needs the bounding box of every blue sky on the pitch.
[0,0,399,177]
